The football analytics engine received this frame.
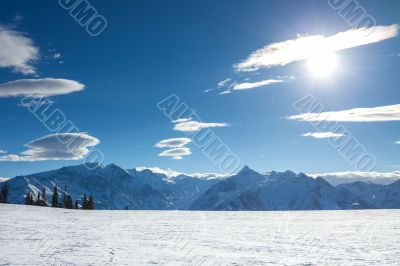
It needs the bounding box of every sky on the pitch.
[0,0,400,181]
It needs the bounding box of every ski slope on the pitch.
[1,204,399,265]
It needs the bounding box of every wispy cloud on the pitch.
[0,133,99,162]
[217,78,232,88]
[288,103,400,122]
[0,78,85,98]
[396,141,400,144]
[158,147,191,160]
[220,79,284,94]
[0,150,7,154]
[134,166,231,179]
[301,132,345,139]
[310,171,400,186]
[155,138,191,148]
[0,25,39,74]
[173,118,229,132]
[235,24,399,71]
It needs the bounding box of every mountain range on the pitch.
[2,163,399,210]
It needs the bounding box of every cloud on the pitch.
[0,133,99,162]
[396,141,400,144]
[220,79,284,94]
[155,138,192,148]
[0,150,6,154]
[233,79,284,90]
[310,171,400,186]
[0,78,85,98]
[173,118,229,132]
[134,166,231,179]
[0,25,39,74]
[288,104,400,122]
[158,147,191,160]
[0,177,10,182]
[301,132,345,139]
[235,24,399,71]
[217,78,232,88]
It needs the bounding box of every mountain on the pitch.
[189,166,391,211]
[6,163,174,210]
[5,163,220,210]
[3,164,400,211]
[338,180,400,209]
[127,168,220,209]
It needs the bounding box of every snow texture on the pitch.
[0,204,399,265]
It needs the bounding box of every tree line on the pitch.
[25,185,95,210]
[0,182,94,210]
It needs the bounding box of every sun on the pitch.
[306,51,338,78]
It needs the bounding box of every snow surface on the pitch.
[1,204,399,265]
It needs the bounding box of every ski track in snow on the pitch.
[0,204,399,265]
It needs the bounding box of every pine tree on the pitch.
[25,191,33,205]
[88,194,95,210]
[42,187,47,206]
[74,200,79,209]
[62,186,67,208]
[0,183,9,203]
[82,194,88,209]
[66,195,73,209]
[51,185,59,207]
[35,192,42,206]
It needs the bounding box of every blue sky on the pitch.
[0,0,400,179]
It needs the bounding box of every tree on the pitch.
[82,194,88,209]
[42,187,47,206]
[74,200,79,209]
[62,186,68,208]
[88,194,95,210]
[25,191,34,205]
[35,192,42,206]
[0,183,9,203]
[65,195,73,209]
[51,185,59,207]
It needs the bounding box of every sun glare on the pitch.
[306,52,338,78]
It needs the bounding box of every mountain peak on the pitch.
[238,165,256,175]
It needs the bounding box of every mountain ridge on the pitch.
[3,163,400,210]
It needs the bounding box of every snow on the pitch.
[1,204,399,265]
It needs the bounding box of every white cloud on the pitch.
[301,132,345,139]
[0,133,99,162]
[396,141,400,144]
[0,177,10,182]
[232,79,284,91]
[173,118,229,132]
[158,147,191,160]
[0,78,85,98]
[171,118,192,123]
[0,150,7,154]
[0,25,39,74]
[235,24,399,71]
[53,53,61,59]
[217,78,232,88]
[288,104,400,122]
[135,166,231,180]
[310,171,400,186]
[155,138,191,148]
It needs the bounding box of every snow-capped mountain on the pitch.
[6,163,174,210]
[5,163,221,210]
[189,166,400,211]
[127,168,221,209]
[3,164,400,210]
